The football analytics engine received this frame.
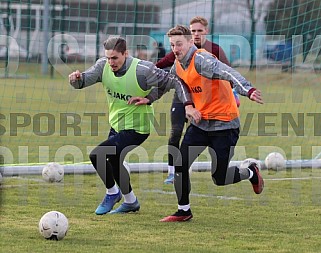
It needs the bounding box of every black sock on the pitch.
[175,209,192,216]
[248,164,258,184]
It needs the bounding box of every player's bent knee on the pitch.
[211,175,226,186]
[88,153,97,166]
[168,134,182,146]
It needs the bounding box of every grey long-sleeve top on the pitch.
[69,56,192,105]
[171,45,255,97]
[170,45,257,131]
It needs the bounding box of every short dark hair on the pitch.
[167,25,192,40]
[103,37,127,54]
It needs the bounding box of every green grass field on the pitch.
[2,170,321,252]
[2,64,321,252]
[1,64,321,165]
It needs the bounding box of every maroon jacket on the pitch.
[156,40,230,68]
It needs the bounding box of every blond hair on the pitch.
[189,16,208,27]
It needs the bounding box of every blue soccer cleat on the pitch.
[95,191,122,215]
[164,173,174,184]
[109,198,140,214]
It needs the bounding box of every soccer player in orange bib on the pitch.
[158,25,264,222]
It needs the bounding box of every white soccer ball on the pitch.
[42,162,64,183]
[239,158,261,170]
[39,211,69,240]
[265,152,286,171]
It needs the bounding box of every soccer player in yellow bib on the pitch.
[69,37,200,215]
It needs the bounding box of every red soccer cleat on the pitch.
[249,163,264,194]
[160,209,193,222]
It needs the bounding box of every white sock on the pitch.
[124,191,137,204]
[248,168,254,179]
[106,184,119,195]
[168,166,175,175]
[178,204,190,211]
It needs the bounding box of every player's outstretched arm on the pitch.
[69,57,106,89]
[69,70,82,88]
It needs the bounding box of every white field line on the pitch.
[3,175,321,191]
[9,176,45,182]
[142,189,246,201]
[265,176,321,181]
[8,175,321,182]
[0,176,76,188]
[1,176,245,201]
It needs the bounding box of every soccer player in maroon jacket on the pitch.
[155,16,240,184]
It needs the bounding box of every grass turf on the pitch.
[2,170,321,252]
[1,65,321,164]
[2,64,321,252]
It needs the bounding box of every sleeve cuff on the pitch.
[144,95,152,105]
[184,101,195,107]
[247,88,256,98]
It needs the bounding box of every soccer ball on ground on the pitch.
[239,158,261,170]
[42,162,64,183]
[39,211,69,240]
[265,152,286,171]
